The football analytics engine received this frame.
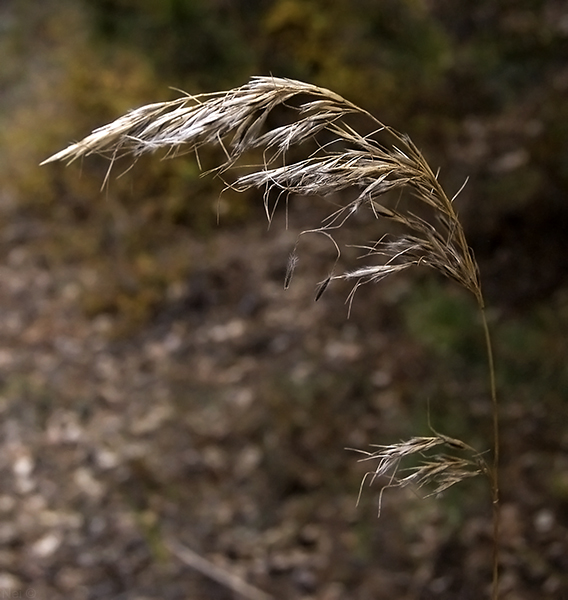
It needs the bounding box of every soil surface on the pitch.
[0,200,567,600]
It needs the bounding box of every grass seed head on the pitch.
[42,76,481,304]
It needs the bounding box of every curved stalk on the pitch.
[479,300,500,600]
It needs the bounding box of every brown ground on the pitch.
[1,190,567,600]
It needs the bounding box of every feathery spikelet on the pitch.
[350,434,489,515]
[42,76,481,303]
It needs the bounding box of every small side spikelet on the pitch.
[350,434,489,516]
[284,252,299,290]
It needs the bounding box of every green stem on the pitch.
[480,301,500,600]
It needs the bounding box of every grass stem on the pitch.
[480,302,500,600]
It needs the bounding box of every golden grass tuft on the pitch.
[42,75,501,599]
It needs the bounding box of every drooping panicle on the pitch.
[42,76,481,303]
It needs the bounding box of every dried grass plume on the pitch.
[42,76,501,598]
[42,76,481,305]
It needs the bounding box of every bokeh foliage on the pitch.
[2,0,568,330]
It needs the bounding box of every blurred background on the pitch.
[1,0,568,598]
